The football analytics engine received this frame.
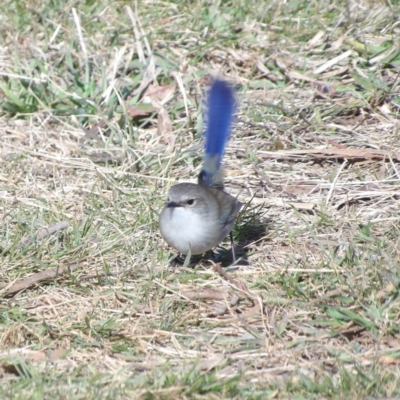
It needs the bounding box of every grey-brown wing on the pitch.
[211,188,242,229]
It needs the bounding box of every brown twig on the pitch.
[16,221,69,249]
[259,148,400,163]
[1,258,86,295]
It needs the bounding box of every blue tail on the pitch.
[198,79,235,188]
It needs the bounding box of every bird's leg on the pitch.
[170,252,204,268]
[230,231,236,263]
[170,254,185,267]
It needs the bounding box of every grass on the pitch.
[1,0,400,398]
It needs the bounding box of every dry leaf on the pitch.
[127,106,156,118]
[142,83,176,108]
[182,288,229,301]
[157,107,173,138]
[378,355,399,365]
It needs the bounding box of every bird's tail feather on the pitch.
[199,78,235,189]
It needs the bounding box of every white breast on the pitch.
[159,206,221,255]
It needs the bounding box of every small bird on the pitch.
[159,78,242,259]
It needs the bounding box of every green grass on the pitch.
[1,0,400,398]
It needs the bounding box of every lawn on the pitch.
[1,0,400,398]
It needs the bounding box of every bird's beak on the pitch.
[166,201,182,208]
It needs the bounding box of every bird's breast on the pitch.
[159,205,221,255]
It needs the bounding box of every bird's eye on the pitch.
[186,199,195,206]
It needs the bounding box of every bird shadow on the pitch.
[168,203,268,269]
[222,221,267,267]
[218,202,269,267]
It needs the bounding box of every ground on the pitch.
[1,0,400,398]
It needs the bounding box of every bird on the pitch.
[159,78,242,260]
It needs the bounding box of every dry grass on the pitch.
[1,0,400,398]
